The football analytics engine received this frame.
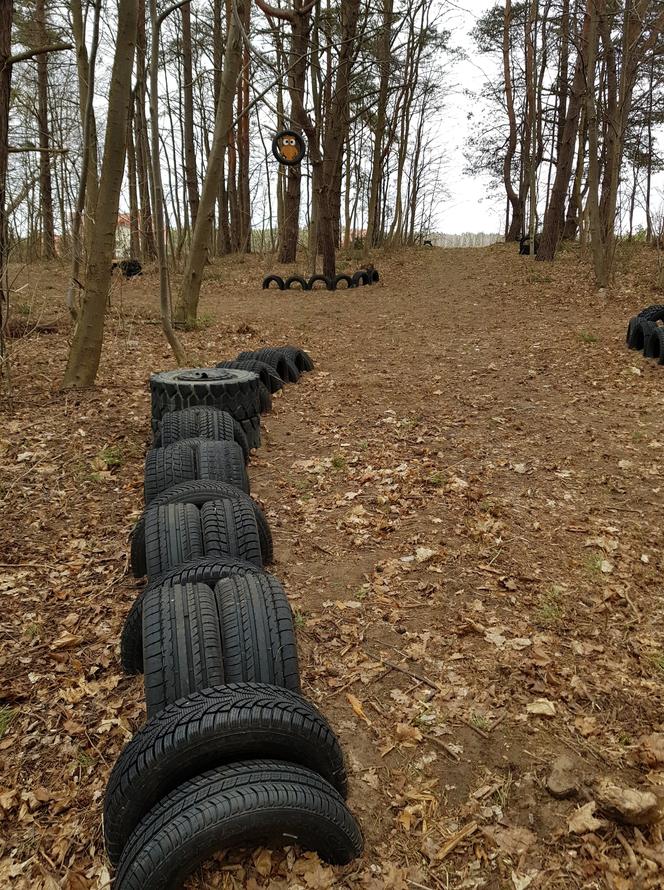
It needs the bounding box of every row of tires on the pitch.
[104,348,363,889]
[626,304,664,363]
[263,266,380,291]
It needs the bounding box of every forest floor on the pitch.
[1,242,664,890]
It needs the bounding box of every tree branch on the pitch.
[158,0,191,28]
[9,43,73,65]
[255,0,294,23]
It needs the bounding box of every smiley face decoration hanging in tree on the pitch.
[272,129,306,167]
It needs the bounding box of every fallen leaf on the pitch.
[346,693,371,725]
[567,801,604,834]
[526,698,556,717]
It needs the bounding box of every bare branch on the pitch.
[158,0,191,28]
[255,0,294,23]
[9,43,73,65]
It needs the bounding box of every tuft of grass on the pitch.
[428,472,444,487]
[98,445,123,468]
[632,430,646,443]
[293,611,306,629]
[535,585,564,625]
[585,553,604,575]
[471,713,491,732]
[24,622,41,639]
[650,652,664,675]
[578,330,598,345]
[0,706,17,738]
[76,749,96,769]
[193,313,215,330]
[331,455,346,470]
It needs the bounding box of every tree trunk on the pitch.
[0,0,13,357]
[36,0,55,259]
[63,0,138,387]
[134,0,156,261]
[126,96,141,258]
[538,1,590,260]
[174,1,244,328]
[181,2,200,230]
[502,0,521,241]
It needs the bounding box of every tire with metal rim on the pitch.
[150,368,261,435]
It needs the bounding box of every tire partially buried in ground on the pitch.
[150,368,261,435]
[141,576,299,717]
[352,269,370,287]
[113,762,363,889]
[120,559,265,675]
[627,317,658,351]
[215,574,299,689]
[131,481,273,578]
[280,345,314,373]
[143,503,204,579]
[645,327,664,363]
[239,415,262,450]
[142,497,262,578]
[334,274,354,290]
[143,583,225,718]
[285,275,310,291]
[103,683,348,863]
[638,304,664,322]
[237,348,299,383]
[309,274,332,291]
[155,407,249,459]
[144,439,249,504]
[200,499,262,568]
[216,359,285,393]
[262,275,285,290]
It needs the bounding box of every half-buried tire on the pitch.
[103,683,349,863]
[130,481,273,579]
[120,559,265,676]
[113,762,363,888]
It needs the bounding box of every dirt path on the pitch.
[2,245,663,889]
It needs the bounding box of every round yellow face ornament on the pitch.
[272,130,306,166]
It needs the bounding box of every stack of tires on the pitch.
[626,304,664,363]
[106,346,363,889]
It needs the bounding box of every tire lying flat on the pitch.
[150,368,261,436]
[103,683,348,863]
[120,559,265,675]
[130,481,273,578]
[113,762,363,889]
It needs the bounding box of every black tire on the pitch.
[150,368,261,435]
[237,348,298,383]
[626,316,640,346]
[200,499,262,567]
[195,439,250,493]
[156,407,249,460]
[334,274,354,290]
[144,443,196,504]
[308,274,332,291]
[369,268,380,283]
[262,274,285,290]
[352,270,370,287]
[239,415,261,450]
[142,583,224,719]
[646,327,664,363]
[130,482,273,579]
[143,503,204,579]
[215,574,299,689]
[114,764,362,888]
[284,275,311,291]
[638,304,664,322]
[627,317,657,351]
[258,381,272,414]
[103,683,348,863]
[280,345,314,373]
[120,559,265,675]
[216,359,284,393]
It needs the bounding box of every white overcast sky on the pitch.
[434,0,502,235]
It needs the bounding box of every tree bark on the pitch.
[35,0,55,259]
[181,2,200,230]
[62,0,138,387]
